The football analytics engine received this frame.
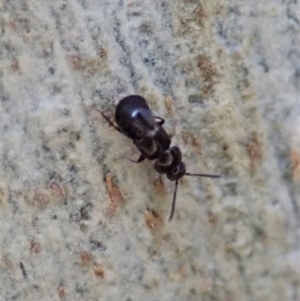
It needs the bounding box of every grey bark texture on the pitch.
[0,1,299,301]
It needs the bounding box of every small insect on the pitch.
[91,95,221,221]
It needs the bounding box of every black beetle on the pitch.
[91,95,220,221]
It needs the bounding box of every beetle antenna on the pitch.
[185,172,221,178]
[169,180,179,221]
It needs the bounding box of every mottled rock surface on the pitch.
[0,1,299,300]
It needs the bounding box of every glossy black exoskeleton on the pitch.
[91,95,220,221]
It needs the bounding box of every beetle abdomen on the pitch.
[115,95,156,139]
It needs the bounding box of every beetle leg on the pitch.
[118,154,145,163]
[89,106,121,133]
[154,116,165,126]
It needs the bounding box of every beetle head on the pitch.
[167,161,186,181]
